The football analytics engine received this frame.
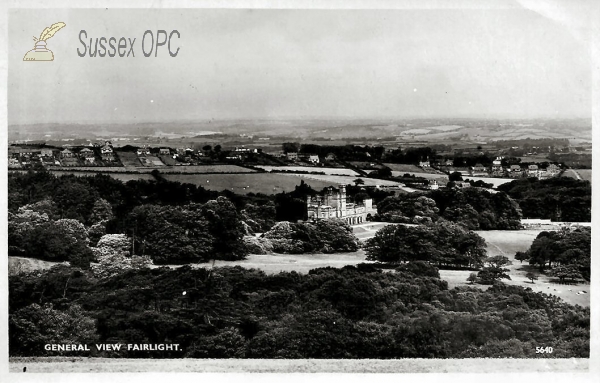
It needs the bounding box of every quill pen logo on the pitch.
[23,22,66,61]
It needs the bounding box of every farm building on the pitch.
[306,185,376,225]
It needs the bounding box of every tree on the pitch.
[202,197,248,260]
[18,219,93,267]
[282,142,300,153]
[515,251,529,264]
[353,178,365,186]
[547,265,583,284]
[18,199,59,220]
[485,255,512,269]
[128,203,216,264]
[365,221,487,268]
[51,180,99,224]
[240,202,276,233]
[377,195,439,224]
[90,198,114,225]
[477,256,512,285]
[371,167,392,178]
[467,273,478,284]
[9,303,98,356]
[525,272,538,284]
[91,234,153,279]
[449,172,463,182]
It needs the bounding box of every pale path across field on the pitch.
[8,357,588,373]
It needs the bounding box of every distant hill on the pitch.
[8,118,591,145]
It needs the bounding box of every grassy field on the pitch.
[574,169,592,181]
[464,176,515,188]
[188,251,370,274]
[254,165,359,176]
[284,173,407,188]
[158,155,177,166]
[383,163,427,172]
[8,357,588,373]
[8,257,67,276]
[159,165,257,173]
[49,171,156,182]
[162,173,333,194]
[116,151,142,167]
[391,171,448,180]
[517,154,552,162]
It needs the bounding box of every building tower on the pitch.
[338,184,347,217]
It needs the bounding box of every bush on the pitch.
[261,219,359,254]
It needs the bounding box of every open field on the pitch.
[464,176,515,188]
[391,171,448,180]
[158,155,177,166]
[254,165,359,176]
[347,161,384,169]
[517,154,552,163]
[283,173,413,189]
[8,257,67,276]
[162,173,333,194]
[574,169,592,181]
[191,251,370,274]
[561,169,582,180]
[352,222,397,241]
[159,165,256,173]
[116,151,142,167]
[8,357,588,373]
[383,163,430,173]
[49,171,156,182]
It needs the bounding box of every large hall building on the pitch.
[306,185,377,225]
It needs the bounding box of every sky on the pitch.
[8,4,592,125]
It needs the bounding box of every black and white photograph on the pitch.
[1,0,597,378]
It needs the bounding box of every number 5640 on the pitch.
[536,347,553,354]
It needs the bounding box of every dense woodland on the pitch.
[376,188,523,230]
[9,263,589,358]
[365,221,487,269]
[497,178,591,222]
